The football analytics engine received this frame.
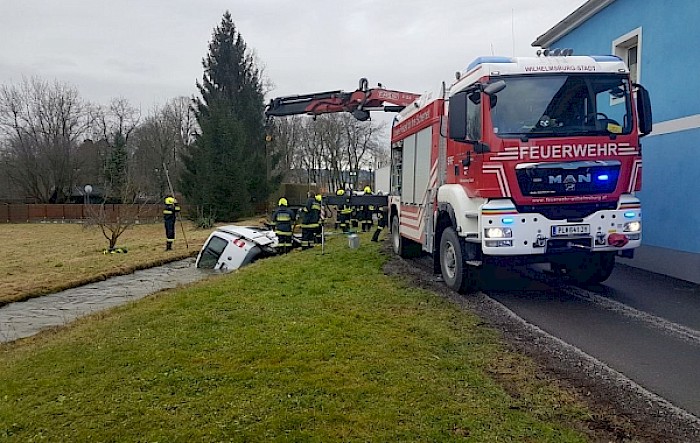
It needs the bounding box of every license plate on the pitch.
[552,224,590,237]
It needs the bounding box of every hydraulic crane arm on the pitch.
[265,78,421,121]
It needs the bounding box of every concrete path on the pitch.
[0,258,211,343]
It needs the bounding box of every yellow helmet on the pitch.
[336,189,345,196]
[165,196,175,205]
[315,194,322,202]
[364,186,372,194]
[278,197,288,206]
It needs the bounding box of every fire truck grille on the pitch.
[516,202,618,220]
[516,161,620,197]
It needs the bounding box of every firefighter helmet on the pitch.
[336,189,344,196]
[363,186,372,194]
[165,196,175,205]
[315,194,322,202]
[278,197,288,206]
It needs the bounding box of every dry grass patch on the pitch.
[0,221,218,305]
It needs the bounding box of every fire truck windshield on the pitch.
[490,74,633,138]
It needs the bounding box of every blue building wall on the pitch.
[641,133,700,253]
[548,0,700,256]
[551,0,700,122]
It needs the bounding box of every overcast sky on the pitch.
[0,0,587,112]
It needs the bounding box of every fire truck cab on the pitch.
[388,53,651,291]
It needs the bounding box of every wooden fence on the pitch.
[0,204,174,224]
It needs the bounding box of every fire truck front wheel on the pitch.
[440,227,477,294]
[551,251,616,285]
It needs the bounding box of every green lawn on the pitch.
[0,233,592,441]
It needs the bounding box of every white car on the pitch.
[195,225,280,272]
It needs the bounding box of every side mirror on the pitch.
[635,84,652,136]
[483,80,506,96]
[448,91,468,141]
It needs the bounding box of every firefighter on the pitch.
[314,193,325,244]
[335,188,352,233]
[350,188,359,229]
[360,186,375,232]
[163,196,181,251]
[371,205,388,242]
[271,197,295,253]
[298,192,321,249]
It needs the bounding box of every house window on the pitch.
[627,45,638,83]
[613,27,642,84]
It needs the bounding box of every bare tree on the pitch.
[163,96,198,181]
[268,113,388,191]
[84,181,151,251]
[131,111,178,198]
[316,114,345,191]
[130,97,198,199]
[94,98,141,146]
[0,77,90,202]
[92,98,140,200]
[345,116,387,188]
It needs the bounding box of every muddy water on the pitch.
[0,258,213,343]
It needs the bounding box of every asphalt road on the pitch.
[483,262,700,418]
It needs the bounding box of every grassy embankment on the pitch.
[0,226,594,441]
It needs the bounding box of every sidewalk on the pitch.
[625,244,700,285]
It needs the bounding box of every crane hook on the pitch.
[358,78,369,92]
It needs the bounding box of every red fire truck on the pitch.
[266,52,652,292]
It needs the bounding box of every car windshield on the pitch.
[196,235,229,269]
[490,74,632,138]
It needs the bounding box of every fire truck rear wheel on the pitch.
[440,227,476,293]
[391,215,420,258]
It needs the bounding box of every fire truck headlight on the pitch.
[624,221,641,233]
[485,227,512,239]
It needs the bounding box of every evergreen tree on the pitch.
[181,11,277,221]
[104,132,128,200]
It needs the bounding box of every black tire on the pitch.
[439,227,476,293]
[563,252,616,285]
[391,215,420,258]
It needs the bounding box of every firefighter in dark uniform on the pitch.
[350,188,359,229]
[360,186,375,232]
[298,192,321,249]
[314,193,325,244]
[271,197,295,254]
[371,205,388,242]
[163,196,181,251]
[335,188,352,233]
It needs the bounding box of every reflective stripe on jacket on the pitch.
[272,206,296,235]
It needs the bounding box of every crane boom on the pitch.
[264,78,420,121]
